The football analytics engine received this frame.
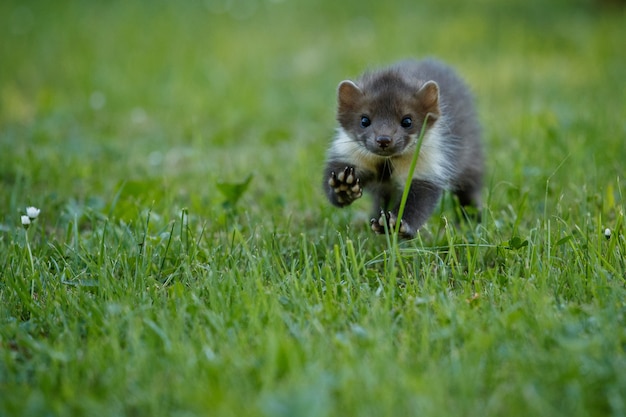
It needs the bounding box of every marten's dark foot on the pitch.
[455,188,482,224]
[328,166,362,206]
[370,211,415,238]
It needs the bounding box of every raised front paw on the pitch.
[370,211,415,238]
[328,166,362,206]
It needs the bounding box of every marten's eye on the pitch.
[360,116,371,128]
[401,117,412,129]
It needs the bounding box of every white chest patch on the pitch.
[328,125,453,187]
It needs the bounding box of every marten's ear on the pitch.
[416,81,440,121]
[337,80,363,112]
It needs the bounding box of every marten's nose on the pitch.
[376,136,392,149]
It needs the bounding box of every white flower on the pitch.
[26,206,40,220]
[21,215,31,228]
[604,228,612,240]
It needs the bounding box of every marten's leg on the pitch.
[371,180,442,238]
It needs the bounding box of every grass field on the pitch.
[1,0,625,416]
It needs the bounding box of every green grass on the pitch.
[1,0,626,416]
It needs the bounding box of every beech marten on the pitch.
[323,59,483,238]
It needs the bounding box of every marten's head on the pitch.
[337,70,440,158]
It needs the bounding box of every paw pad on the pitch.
[370,211,414,238]
[328,166,362,205]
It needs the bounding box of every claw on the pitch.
[344,167,354,184]
[370,218,379,232]
[387,212,397,229]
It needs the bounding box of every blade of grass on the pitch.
[386,114,431,284]
[394,114,431,236]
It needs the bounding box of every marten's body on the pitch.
[323,59,483,238]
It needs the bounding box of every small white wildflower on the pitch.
[26,206,40,220]
[21,215,31,229]
[604,228,612,240]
